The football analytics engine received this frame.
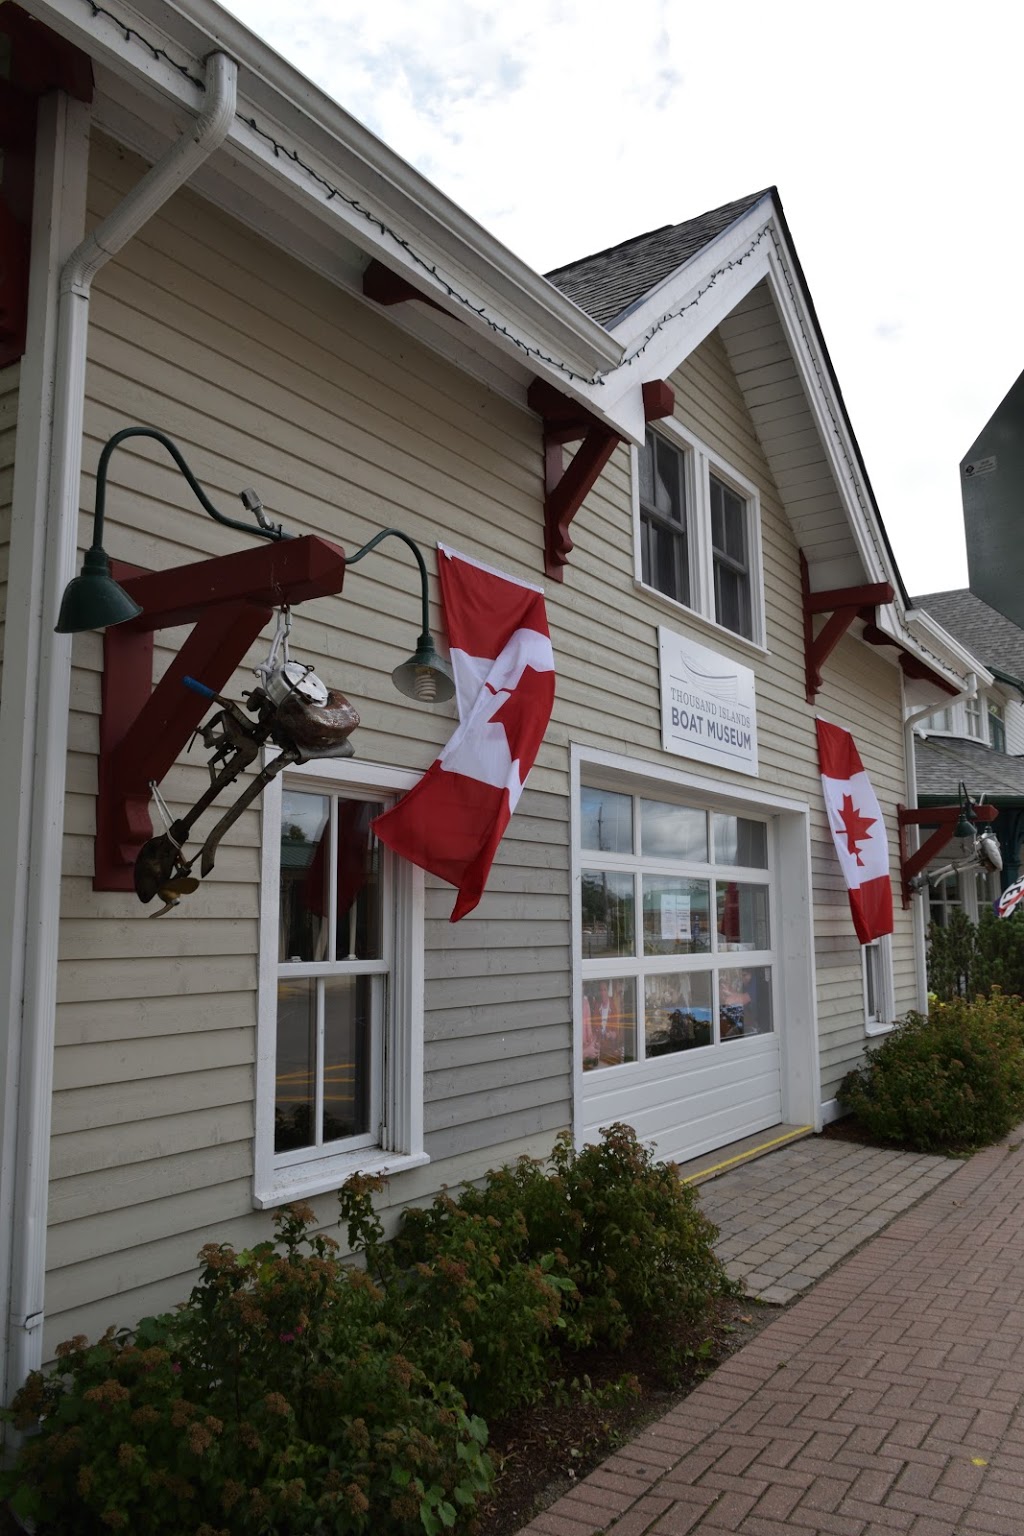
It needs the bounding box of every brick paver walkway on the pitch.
[699,1138,959,1304]
[518,1133,1024,1536]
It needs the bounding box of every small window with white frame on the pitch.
[964,695,983,739]
[255,758,426,1207]
[862,934,894,1034]
[635,425,762,644]
[988,699,1006,752]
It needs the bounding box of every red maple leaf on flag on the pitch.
[837,793,876,865]
[489,665,556,770]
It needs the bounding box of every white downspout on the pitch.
[4,50,237,1402]
[903,673,979,1013]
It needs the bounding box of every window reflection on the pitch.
[641,798,708,861]
[335,799,384,960]
[716,882,770,951]
[322,976,372,1141]
[645,971,713,1056]
[580,787,633,853]
[279,792,329,962]
[719,965,773,1043]
[275,978,316,1151]
[642,875,711,955]
[713,813,767,868]
[581,869,635,958]
[581,977,637,1070]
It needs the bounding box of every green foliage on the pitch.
[838,992,1024,1153]
[397,1123,733,1367]
[3,1126,729,1533]
[2,1203,491,1536]
[928,907,1024,1001]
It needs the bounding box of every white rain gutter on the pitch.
[4,49,238,1400]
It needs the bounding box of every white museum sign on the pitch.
[658,627,759,775]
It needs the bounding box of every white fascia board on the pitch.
[904,608,994,689]
[22,0,636,432]
[599,194,900,590]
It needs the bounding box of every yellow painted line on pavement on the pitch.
[682,1125,814,1184]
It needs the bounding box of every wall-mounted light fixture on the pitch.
[56,426,453,893]
[898,782,1000,907]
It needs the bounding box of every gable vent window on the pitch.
[635,426,762,645]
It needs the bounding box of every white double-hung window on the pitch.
[635,424,763,644]
[254,758,426,1207]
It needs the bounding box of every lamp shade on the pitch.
[55,546,142,633]
[391,631,455,703]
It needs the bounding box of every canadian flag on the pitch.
[816,718,894,944]
[372,545,555,921]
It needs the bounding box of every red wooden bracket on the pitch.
[801,552,894,702]
[527,378,674,581]
[861,620,959,696]
[362,258,450,316]
[897,801,998,909]
[95,535,348,891]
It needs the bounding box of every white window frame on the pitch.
[632,420,766,649]
[254,756,427,1208]
[988,698,1006,752]
[569,744,820,1138]
[964,694,983,739]
[862,934,895,1036]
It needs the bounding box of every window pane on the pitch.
[279,792,330,962]
[654,435,685,524]
[711,477,747,562]
[713,813,768,868]
[645,970,713,1056]
[640,799,708,861]
[647,517,689,604]
[989,703,1006,752]
[275,978,317,1151]
[717,882,770,950]
[864,944,879,1019]
[322,976,373,1142]
[714,562,751,638]
[581,787,633,853]
[582,976,637,1069]
[335,799,384,960]
[582,869,635,958]
[719,965,773,1043]
[642,875,711,954]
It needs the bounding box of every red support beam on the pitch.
[94,535,348,890]
[897,801,998,909]
[801,552,895,702]
[362,257,449,316]
[527,377,673,580]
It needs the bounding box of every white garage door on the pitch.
[576,780,783,1165]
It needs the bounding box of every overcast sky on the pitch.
[221,0,1023,598]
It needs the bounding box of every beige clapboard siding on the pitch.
[47,138,571,1336]
[46,132,912,1342]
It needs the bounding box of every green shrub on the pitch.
[3,1125,729,1533]
[928,906,1024,1001]
[2,1204,491,1536]
[397,1124,732,1358]
[838,993,1024,1153]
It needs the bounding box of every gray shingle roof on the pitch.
[915,735,1024,799]
[912,589,1024,688]
[544,189,774,328]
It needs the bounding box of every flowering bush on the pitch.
[2,1204,490,1536]
[2,1126,729,1533]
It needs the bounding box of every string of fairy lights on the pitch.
[81,0,772,388]
[77,0,956,681]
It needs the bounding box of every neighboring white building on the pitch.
[0,0,978,1404]
[910,588,1024,922]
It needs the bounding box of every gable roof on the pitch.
[545,190,772,328]
[912,589,1024,689]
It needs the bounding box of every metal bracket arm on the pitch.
[95,534,347,891]
[897,801,998,909]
